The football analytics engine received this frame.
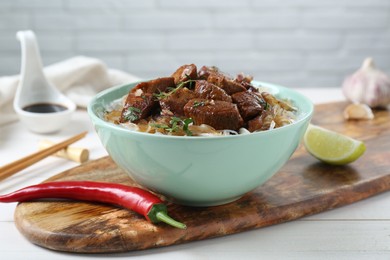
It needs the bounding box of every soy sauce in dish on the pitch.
[23,103,68,113]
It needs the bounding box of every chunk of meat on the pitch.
[198,65,220,80]
[159,88,198,116]
[247,113,269,132]
[231,91,265,120]
[235,73,258,91]
[184,99,243,130]
[120,77,175,123]
[194,80,232,102]
[133,77,175,95]
[207,73,246,95]
[235,73,253,84]
[171,64,198,86]
[246,84,260,93]
[120,93,155,123]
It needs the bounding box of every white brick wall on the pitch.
[0,0,389,88]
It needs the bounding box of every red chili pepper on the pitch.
[0,181,186,229]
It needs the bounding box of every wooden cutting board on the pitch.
[14,101,390,253]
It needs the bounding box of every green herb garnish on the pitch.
[182,118,193,136]
[150,123,169,129]
[123,106,141,122]
[153,80,196,100]
[150,117,193,136]
[167,116,181,133]
[184,73,195,88]
[193,101,205,108]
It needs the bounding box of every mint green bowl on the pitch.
[88,81,313,206]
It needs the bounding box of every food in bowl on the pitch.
[88,65,313,206]
[104,64,297,136]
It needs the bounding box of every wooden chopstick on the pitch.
[0,131,88,182]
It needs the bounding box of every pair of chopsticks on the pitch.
[0,132,87,182]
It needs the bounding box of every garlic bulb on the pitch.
[342,57,390,108]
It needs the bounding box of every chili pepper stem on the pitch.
[147,204,186,229]
[156,211,187,229]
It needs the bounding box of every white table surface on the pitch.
[1,88,390,260]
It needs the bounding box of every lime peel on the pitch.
[303,124,366,165]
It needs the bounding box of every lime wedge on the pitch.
[303,124,366,165]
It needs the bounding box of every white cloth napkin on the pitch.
[0,56,141,126]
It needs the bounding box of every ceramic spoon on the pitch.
[13,30,76,134]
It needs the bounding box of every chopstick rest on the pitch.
[0,132,87,182]
[38,140,89,163]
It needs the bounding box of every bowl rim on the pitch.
[87,80,314,140]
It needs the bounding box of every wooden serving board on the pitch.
[14,101,390,253]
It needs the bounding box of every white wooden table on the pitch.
[1,88,390,260]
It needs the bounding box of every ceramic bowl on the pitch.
[88,81,313,206]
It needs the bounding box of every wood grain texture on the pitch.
[14,101,390,253]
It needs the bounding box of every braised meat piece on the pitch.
[135,77,175,94]
[198,65,220,80]
[235,73,253,84]
[194,80,232,102]
[207,73,246,95]
[171,64,198,86]
[120,93,155,123]
[159,88,198,116]
[235,73,258,91]
[184,99,243,130]
[247,113,271,132]
[247,115,263,132]
[231,91,265,120]
[120,77,175,123]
